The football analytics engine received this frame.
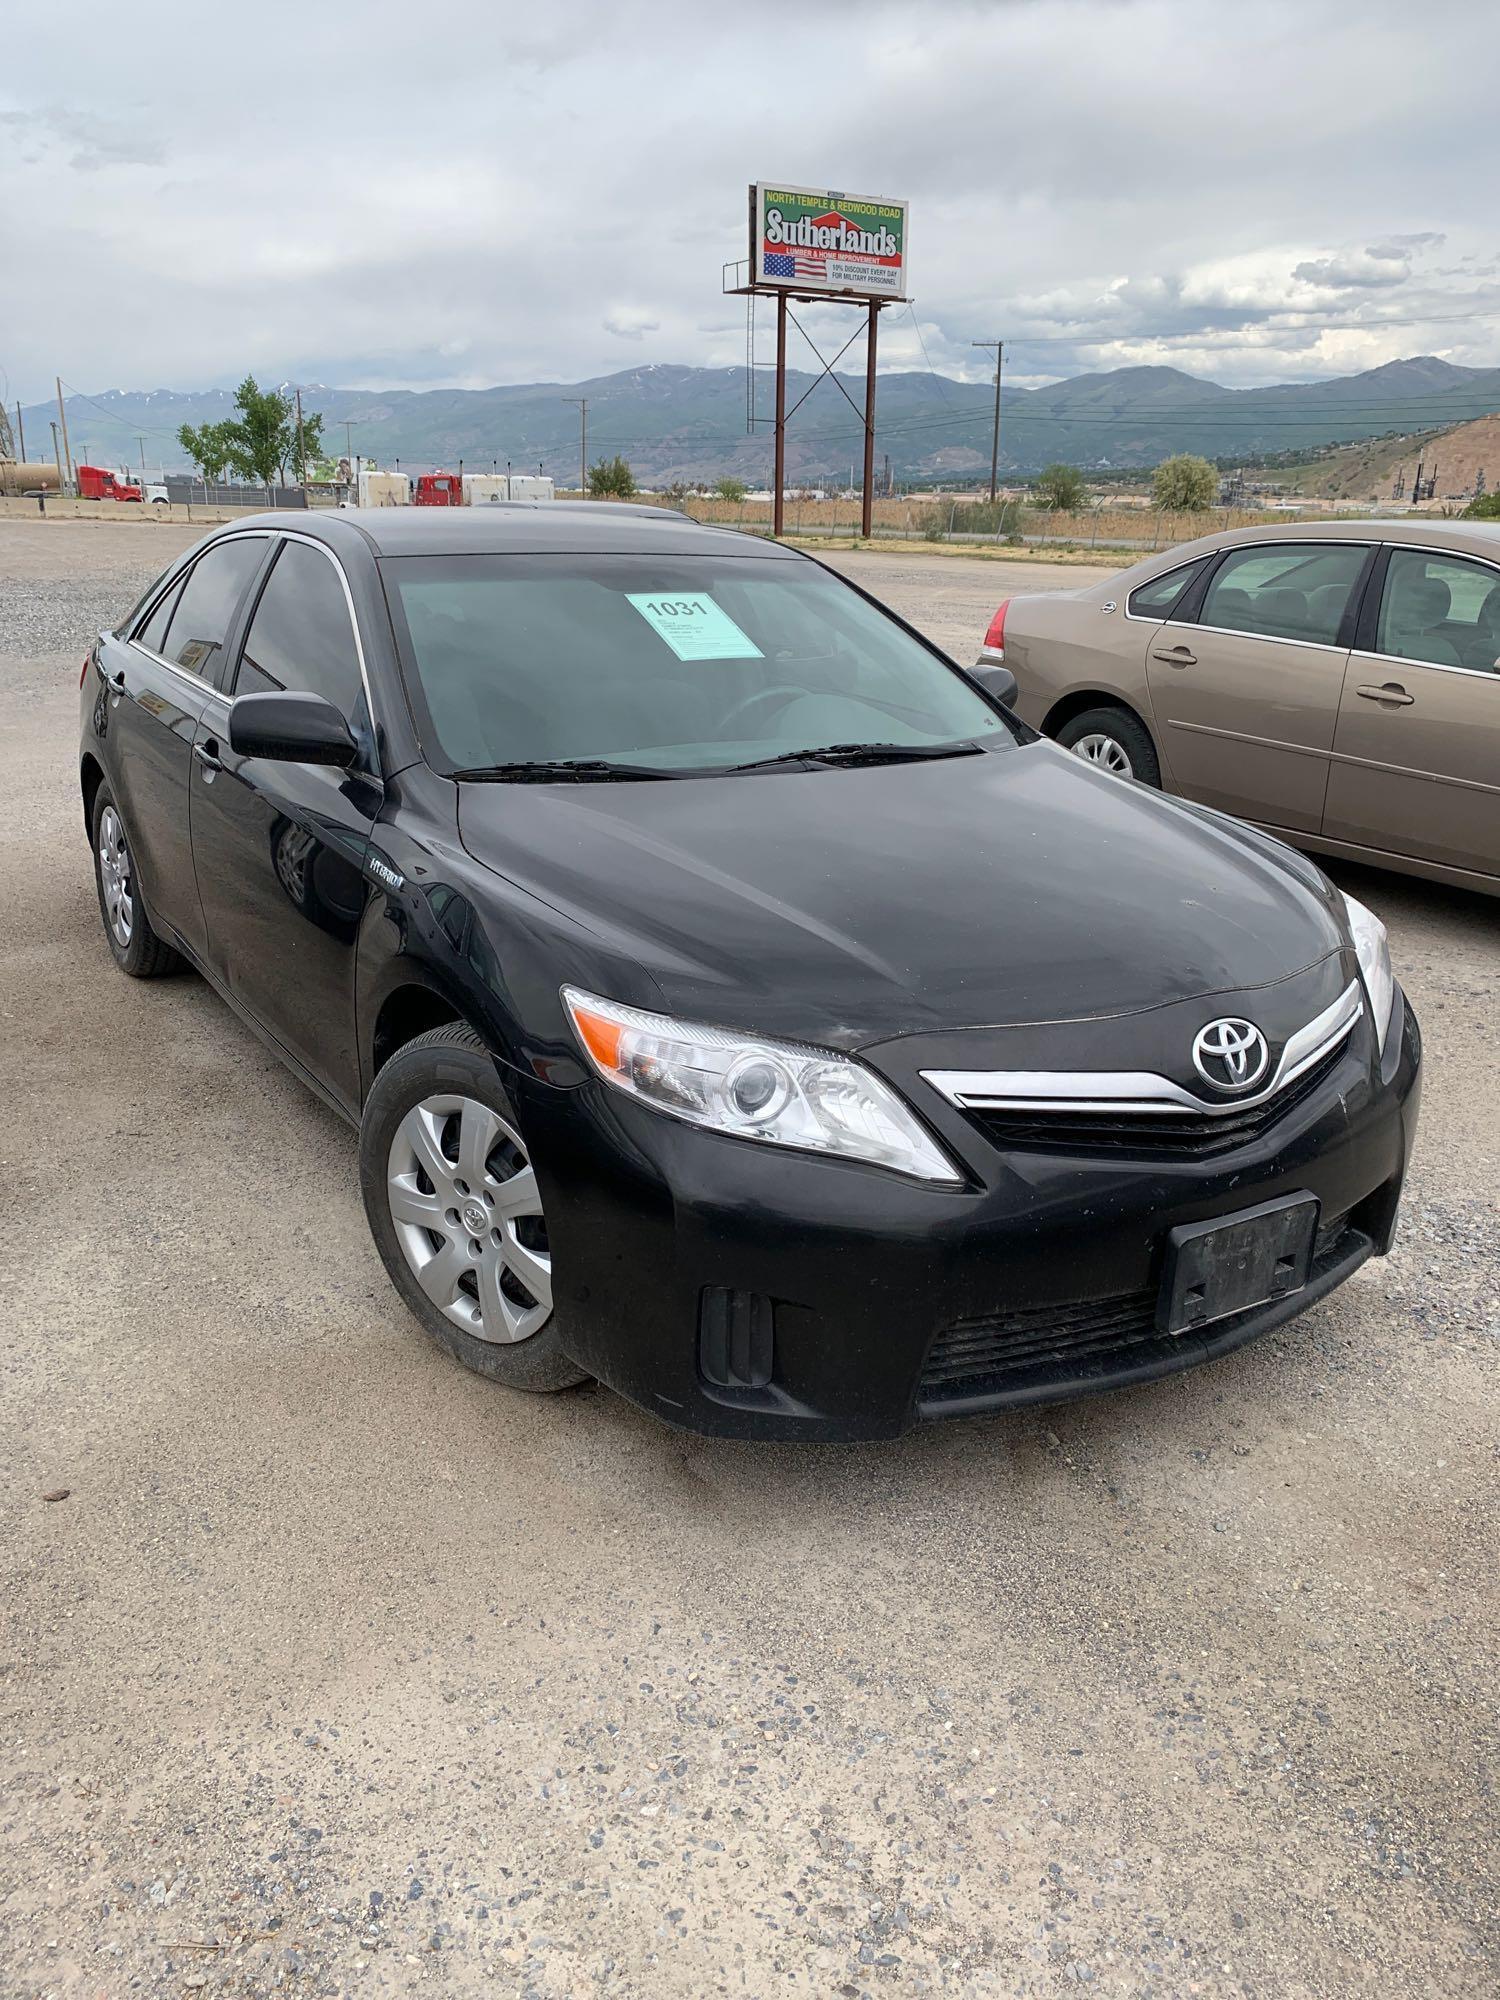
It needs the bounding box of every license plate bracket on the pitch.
[1158,1193,1320,1337]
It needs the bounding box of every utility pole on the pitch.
[294,389,306,487]
[138,435,147,487]
[565,398,587,495]
[49,420,63,493]
[55,377,73,489]
[971,340,1003,502]
[16,401,25,459]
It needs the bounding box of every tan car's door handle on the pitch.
[1355,682,1414,706]
[1152,646,1196,666]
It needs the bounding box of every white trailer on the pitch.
[506,475,555,502]
[461,474,510,506]
[357,469,411,508]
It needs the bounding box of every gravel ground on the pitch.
[1,518,1496,1999]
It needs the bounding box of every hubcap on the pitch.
[98,804,134,946]
[1071,731,1134,778]
[386,1094,552,1344]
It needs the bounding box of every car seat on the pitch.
[1384,575,1459,666]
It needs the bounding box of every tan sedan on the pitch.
[980,518,1500,895]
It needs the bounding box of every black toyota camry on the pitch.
[80,505,1420,1440]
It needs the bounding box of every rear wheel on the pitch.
[91,785,182,977]
[360,1023,587,1393]
[1055,706,1161,787]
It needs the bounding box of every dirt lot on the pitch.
[2,518,1496,1998]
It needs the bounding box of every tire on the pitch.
[90,783,182,977]
[1054,705,1161,787]
[359,1023,588,1394]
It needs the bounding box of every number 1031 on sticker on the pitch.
[626,592,764,662]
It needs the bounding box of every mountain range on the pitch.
[16,356,1500,485]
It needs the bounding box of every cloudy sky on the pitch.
[3,0,1497,408]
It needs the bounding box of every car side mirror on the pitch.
[228,690,358,766]
[968,661,1018,709]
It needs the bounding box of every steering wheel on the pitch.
[719,684,813,732]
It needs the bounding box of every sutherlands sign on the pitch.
[751,183,908,300]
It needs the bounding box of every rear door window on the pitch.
[1199,543,1368,646]
[1375,548,1500,673]
[1127,557,1210,620]
[158,538,266,684]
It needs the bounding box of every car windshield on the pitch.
[381,552,1016,775]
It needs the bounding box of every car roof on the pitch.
[1145,515,1500,566]
[217,502,796,561]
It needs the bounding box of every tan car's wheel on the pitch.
[1055,707,1161,787]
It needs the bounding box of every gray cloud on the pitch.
[2,0,1497,409]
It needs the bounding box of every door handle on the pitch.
[1152,646,1196,667]
[1355,682,1414,706]
[193,739,223,773]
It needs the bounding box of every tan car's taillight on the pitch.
[982,599,1010,656]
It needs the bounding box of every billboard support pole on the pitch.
[861,302,879,539]
[773,291,788,538]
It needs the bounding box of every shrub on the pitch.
[1152,454,1217,512]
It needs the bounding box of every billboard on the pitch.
[750,183,908,301]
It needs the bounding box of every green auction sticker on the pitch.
[626,592,763,662]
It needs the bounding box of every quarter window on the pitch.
[1127,558,1209,620]
[158,539,266,683]
[135,574,186,656]
[1375,548,1500,674]
[235,542,364,716]
[1199,543,1368,646]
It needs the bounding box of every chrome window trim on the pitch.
[126,530,274,692]
[1360,540,1500,678]
[1347,648,1500,685]
[126,527,380,739]
[922,981,1362,1119]
[1130,538,1373,641]
[1183,623,1349,655]
[1121,555,1215,625]
[233,529,381,737]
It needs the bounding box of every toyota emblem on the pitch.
[1192,1017,1270,1093]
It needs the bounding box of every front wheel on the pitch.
[1055,706,1161,786]
[359,1023,588,1393]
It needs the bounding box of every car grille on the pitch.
[965,1042,1348,1160]
[919,1211,1353,1405]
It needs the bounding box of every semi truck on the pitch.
[414,471,556,506]
[77,464,145,502]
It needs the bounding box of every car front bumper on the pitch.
[515,993,1421,1441]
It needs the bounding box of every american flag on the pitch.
[764,251,826,279]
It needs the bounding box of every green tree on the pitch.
[177,419,239,483]
[713,476,747,503]
[1152,453,1217,511]
[587,454,636,499]
[1034,463,1087,512]
[1463,489,1500,520]
[219,376,325,485]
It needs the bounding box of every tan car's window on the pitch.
[1376,549,1500,674]
[1199,543,1367,646]
[1127,558,1209,619]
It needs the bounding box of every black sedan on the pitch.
[80,505,1420,1440]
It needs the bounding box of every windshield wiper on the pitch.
[450,758,679,783]
[730,739,986,773]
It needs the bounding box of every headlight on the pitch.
[1341,892,1396,1054]
[562,987,962,1184]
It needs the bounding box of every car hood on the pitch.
[457,741,1343,1049]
